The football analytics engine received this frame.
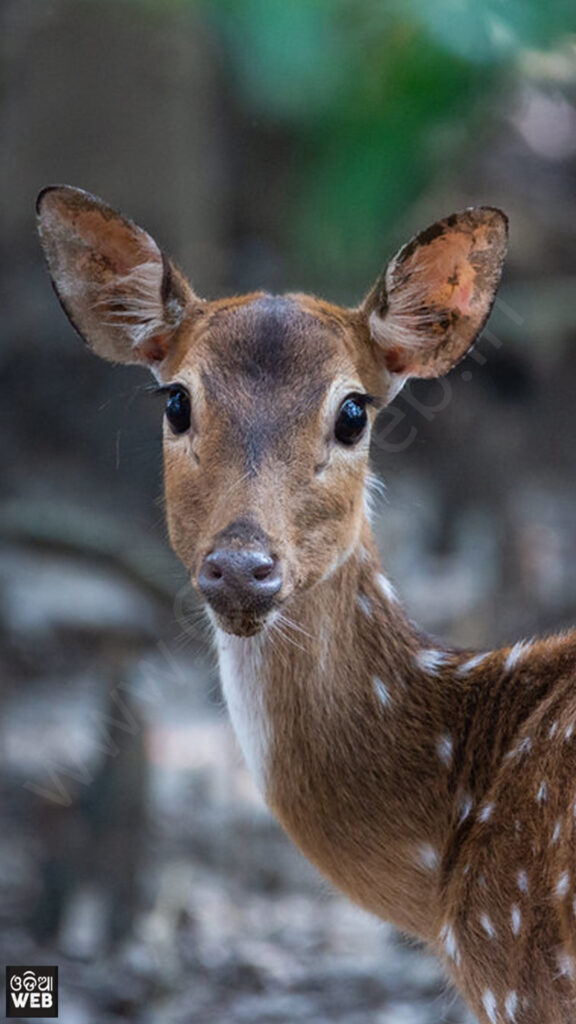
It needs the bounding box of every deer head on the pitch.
[37,186,507,638]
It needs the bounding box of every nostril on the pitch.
[251,557,276,581]
[203,553,225,581]
[205,562,223,581]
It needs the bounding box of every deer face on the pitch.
[37,187,507,636]
[158,293,383,634]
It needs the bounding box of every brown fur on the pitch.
[37,188,576,1022]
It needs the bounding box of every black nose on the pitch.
[198,545,282,616]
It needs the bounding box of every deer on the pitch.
[36,185,576,1023]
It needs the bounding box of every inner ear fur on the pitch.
[364,207,508,381]
[36,185,199,366]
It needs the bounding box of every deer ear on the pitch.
[363,207,508,392]
[36,185,200,369]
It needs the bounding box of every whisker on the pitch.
[277,612,315,642]
[222,469,252,499]
[272,616,307,653]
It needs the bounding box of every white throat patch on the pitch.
[215,628,270,793]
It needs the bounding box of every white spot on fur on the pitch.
[549,720,559,739]
[511,735,533,759]
[479,802,494,823]
[480,913,495,940]
[511,904,522,935]
[356,593,372,617]
[373,676,391,708]
[482,990,498,1023]
[505,990,518,1021]
[457,652,489,676]
[215,629,269,793]
[439,922,460,964]
[416,649,451,675]
[418,843,439,871]
[556,872,570,898]
[565,723,574,741]
[459,794,474,823]
[436,734,453,767]
[517,869,529,893]
[557,951,576,979]
[505,639,532,672]
[552,820,562,845]
[537,780,548,803]
[375,572,399,604]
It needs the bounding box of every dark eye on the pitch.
[165,386,191,435]
[334,395,368,446]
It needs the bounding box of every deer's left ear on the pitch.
[363,207,508,394]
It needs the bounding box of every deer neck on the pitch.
[215,519,468,938]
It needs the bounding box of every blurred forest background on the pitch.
[2,1,576,1021]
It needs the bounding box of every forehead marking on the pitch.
[200,296,335,472]
[204,295,333,382]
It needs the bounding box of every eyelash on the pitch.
[152,384,183,397]
[348,392,376,407]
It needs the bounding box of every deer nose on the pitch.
[198,546,282,615]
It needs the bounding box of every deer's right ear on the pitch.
[36,186,200,370]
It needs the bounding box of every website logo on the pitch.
[5,966,58,1018]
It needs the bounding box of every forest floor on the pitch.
[0,531,476,1023]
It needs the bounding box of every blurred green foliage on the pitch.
[131,0,574,294]
[209,0,575,295]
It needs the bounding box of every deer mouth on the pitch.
[208,607,274,638]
